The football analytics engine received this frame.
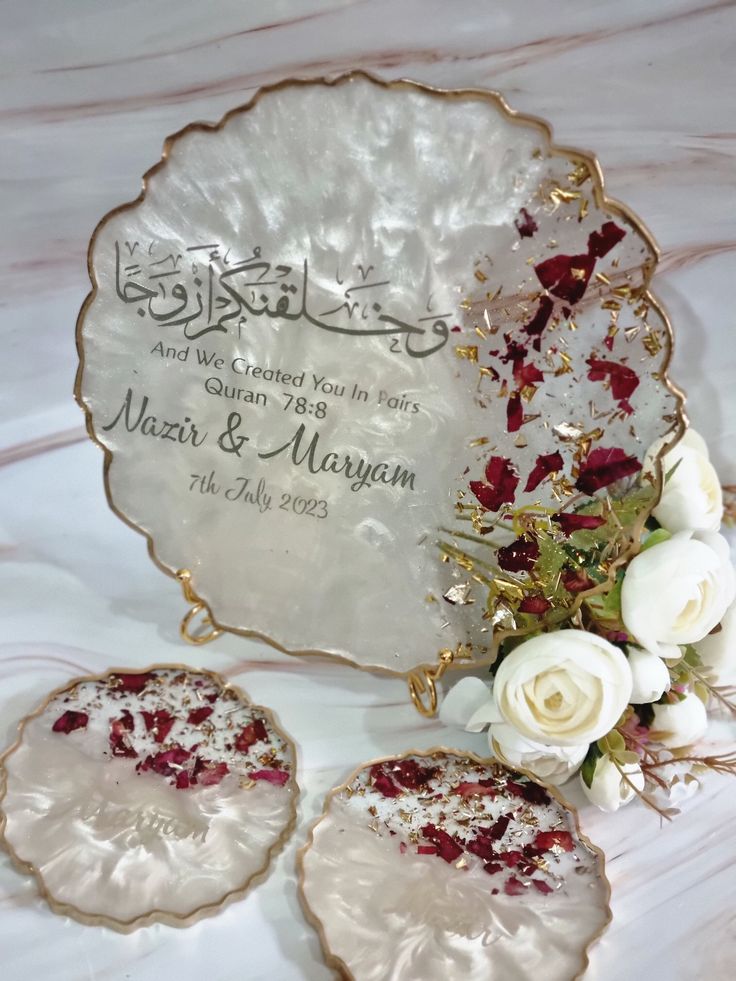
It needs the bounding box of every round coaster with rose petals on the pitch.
[0,665,297,930]
[299,750,611,981]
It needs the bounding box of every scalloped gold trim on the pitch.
[296,747,613,981]
[0,663,299,932]
[74,69,687,681]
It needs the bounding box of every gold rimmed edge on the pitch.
[295,746,613,981]
[0,662,300,933]
[73,68,687,682]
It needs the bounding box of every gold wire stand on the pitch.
[407,648,455,717]
[176,569,222,645]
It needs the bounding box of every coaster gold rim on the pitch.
[0,663,299,932]
[297,747,612,981]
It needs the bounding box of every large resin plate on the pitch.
[0,666,297,930]
[299,750,611,980]
[76,72,683,677]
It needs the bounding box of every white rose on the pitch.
[621,530,736,656]
[489,724,587,786]
[627,646,671,704]
[492,630,632,746]
[651,692,708,748]
[439,676,501,731]
[646,428,723,533]
[695,600,736,687]
[581,755,644,812]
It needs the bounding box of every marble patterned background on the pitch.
[1,1,735,978]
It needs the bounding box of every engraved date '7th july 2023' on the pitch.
[189,470,328,519]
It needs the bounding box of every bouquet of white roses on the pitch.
[440,429,736,813]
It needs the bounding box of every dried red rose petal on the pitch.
[506,392,523,432]
[524,295,554,344]
[140,708,175,744]
[385,759,437,790]
[534,830,575,853]
[587,221,626,258]
[498,849,523,868]
[518,595,552,615]
[109,712,138,758]
[421,824,464,864]
[196,761,229,787]
[497,537,539,573]
[552,512,607,535]
[561,568,595,593]
[576,447,642,494]
[532,879,554,895]
[515,362,545,387]
[453,781,497,799]
[369,765,402,798]
[468,835,496,861]
[417,845,438,856]
[483,862,503,876]
[586,357,640,403]
[111,672,155,693]
[118,709,135,731]
[506,780,551,805]
[524,451,564,493]
[51,710,89,735]
[175,771,191,790]
[470,456,519,512]
[535,251,594,304]
[504,876,528,896]
[249,768,290,787]
[515,207,538,238]
[234,718,269,753]
[187,706,214,725]
[139,745,191,777]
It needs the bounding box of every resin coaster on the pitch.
[76,71,683,679]
[299,750,610,981]
[0,665,297,930]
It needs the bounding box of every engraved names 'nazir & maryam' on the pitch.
[101,388,417,494]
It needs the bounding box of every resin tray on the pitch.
[76,72,683,677]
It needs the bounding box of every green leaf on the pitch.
[598,730,625,755]
[640,528,672,552]
[580,743,602,789]
[585,575,623,623]
[664,458,683,484]
[682,644,702,668]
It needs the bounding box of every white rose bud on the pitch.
[581,755,645,812]
[489,723,587,786]
[695,601,736,687]
[621,530,736,656]
[651,692,708,748]
[646,428,723,533]
[627,646,671,704]
[492,630,632,746]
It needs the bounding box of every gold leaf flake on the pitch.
[567,163,590,186]
[469,436,490,447]
[474,269,488,283]
[553,422,583,441]
[643,330,663,357]
[443,583,475,606]
[455,345,478,362]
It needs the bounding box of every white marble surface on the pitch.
[1,2,736,978]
